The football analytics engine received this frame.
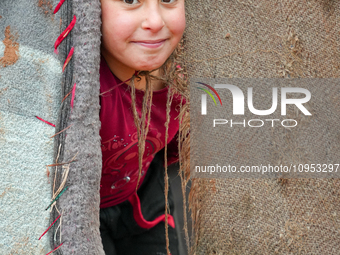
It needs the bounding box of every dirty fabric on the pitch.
[0,0,62,254]
[49,0,104,254]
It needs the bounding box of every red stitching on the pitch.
[54,15,76,54]
[35,116,56,127]
[62,47,74,72]
[70,83,76,109]
[46,243,64,255]
[53,0,66,14]
[46,1,73,251]
[38,214,61,240]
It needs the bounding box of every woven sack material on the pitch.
[185,1,340,254]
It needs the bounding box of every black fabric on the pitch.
[100,149,179,255]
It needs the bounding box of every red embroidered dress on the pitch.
[99,57,180,228]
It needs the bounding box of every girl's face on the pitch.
[101,0,186,72]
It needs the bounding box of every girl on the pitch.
[99,0,187,254]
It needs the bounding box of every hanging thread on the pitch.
[48,0,75,251]
[61,88,72,103]
[50,124,73,138]
[99,71,139,96]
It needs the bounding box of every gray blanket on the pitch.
[1,0,104,254]
[0,0,62,254]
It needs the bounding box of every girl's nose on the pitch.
[141,4,165,32]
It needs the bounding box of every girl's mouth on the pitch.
[131,39,167,49]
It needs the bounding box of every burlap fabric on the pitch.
[185,1,340,254]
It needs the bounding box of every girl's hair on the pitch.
[129,39,190,255]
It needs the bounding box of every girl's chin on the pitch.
[133,62,165,72]
[129,55,169,71]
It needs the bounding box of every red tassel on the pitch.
[62,47,74,72]
[35,116,56,127]
[53,0,66,14]
[54,15,76,53]
[70,83,76,109]
[45,243,64,255]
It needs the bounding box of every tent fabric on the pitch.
[0,0,104,254]
[4,0,340,254]
[185,0,340,254]
[1,1,187,254]
[0,0,62,254]
[49,0,104,254]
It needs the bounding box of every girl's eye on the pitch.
[161,0,176,3]
[123,0,140,4]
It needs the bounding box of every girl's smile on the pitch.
[131,39,167,49]
[100,0,185,89]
